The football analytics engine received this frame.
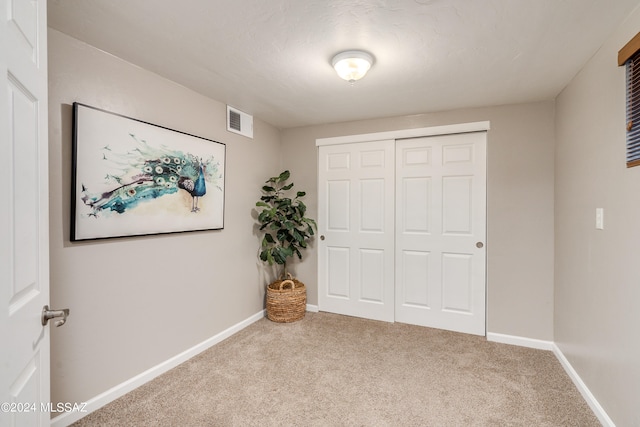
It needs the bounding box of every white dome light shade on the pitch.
[332,50,374,83]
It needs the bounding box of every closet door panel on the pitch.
[396,132,486,335]
[318,140,395,322]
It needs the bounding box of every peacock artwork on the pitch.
[71,103,226,241]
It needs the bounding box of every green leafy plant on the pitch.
[255,170,317,278]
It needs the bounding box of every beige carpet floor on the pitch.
[72,312,600,426]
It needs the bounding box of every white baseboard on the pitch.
[486,333,614,426]
[306,304,319,312]
[486,332,554,350]
[552,344,615,427]
[51,310,266,427]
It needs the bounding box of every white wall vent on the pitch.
[226,105,253,139]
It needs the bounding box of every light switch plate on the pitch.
[596,208,604,230]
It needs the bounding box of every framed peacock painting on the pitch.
[71,103,226,241]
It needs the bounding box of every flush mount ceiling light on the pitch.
[331,50,374,84]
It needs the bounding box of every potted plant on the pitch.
[255,170,317,322]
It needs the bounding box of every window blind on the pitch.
[621,32,640,168]
[626,52,640,168]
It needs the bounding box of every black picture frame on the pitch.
[71,103,226,241]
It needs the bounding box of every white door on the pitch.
[1,0,51,425]
[318,140,395,322]
[395,132,486,335]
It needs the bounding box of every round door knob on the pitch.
[476,242,484,248]
[320,235,325,241]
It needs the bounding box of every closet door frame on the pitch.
[316,121,490,329]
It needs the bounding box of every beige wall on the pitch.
[48,30,281,406]
[555,6,640,426]
[282,101,556,340]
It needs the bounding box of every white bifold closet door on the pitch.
[318,131,486,335]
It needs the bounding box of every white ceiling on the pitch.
[48,0,640,129]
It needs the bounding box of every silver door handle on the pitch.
[42,305,70,327]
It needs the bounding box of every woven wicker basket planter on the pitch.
[266,278,306,323]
